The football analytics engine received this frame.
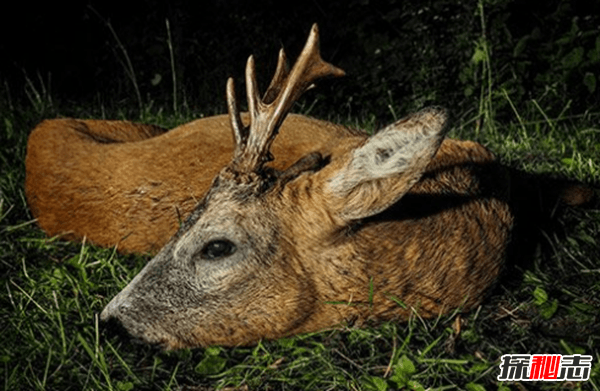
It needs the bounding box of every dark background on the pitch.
[1,0,599,124]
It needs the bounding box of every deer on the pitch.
[95,25,516,349]
[27,25,593,349]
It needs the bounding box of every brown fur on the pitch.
[26,25,593,349]
[26,114,355,253]
[97,112,514,348]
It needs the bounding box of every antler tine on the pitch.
[227,49,289,156]
[226,77,246,159]
[262,49,290,104]
[245,54,261,135]
[230,24,345,173]
[270,24,345,126]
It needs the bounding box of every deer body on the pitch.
[98,25,519,349]
[98,109,513,348]
[28,25,523,349]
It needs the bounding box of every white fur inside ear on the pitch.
[327,108,447,196]
[357,128,431,177]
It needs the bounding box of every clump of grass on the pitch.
[1,9,599,386]
[1,94,599,390]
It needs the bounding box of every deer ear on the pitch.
[325,107,449,221]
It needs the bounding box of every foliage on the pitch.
[2,0,599,121]
[1,1,600,389]
[2,94,600,390]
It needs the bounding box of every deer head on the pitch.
[101,24,451,349]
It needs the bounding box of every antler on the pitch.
[226,24,345,173]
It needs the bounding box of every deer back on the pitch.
[25,113,357,253]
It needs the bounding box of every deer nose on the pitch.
[101,292,132,321]
[101,307,164,350]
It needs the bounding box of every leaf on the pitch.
[204,346,222,356]
[513,36,529,57]
[561,47,584,69]
[583,73,596,94]
[472,47,486,64]
[361,375,388,391]
[50,268,65,289]
[407,380,426,391]
[116,381,134,391]
[195,354,227,376]
[465,383,486,391]
[390,355,416,387]
[588,36,600,63]
[540,299,558,320]
[396,354,416,375]
[532,286,548,305]
[151,73,162,86]
[277,338,296,349]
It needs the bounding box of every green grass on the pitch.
[1,96,599,391]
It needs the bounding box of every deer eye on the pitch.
[200,239,237,260]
